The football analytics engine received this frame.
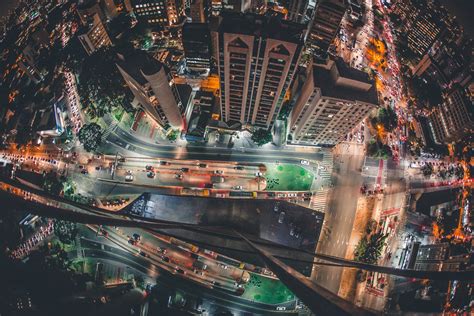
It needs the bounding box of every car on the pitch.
[277,193,286,198]
[175,267,185,274]
[234,166,244,170]
[81,169,88,174]
[232,185,243,190]
[95,166,101,170]
[147,171,155,178]
[128,239,137,245]
[214,170,224,175]
[274,202,280,212]
[125,174,134,182]
[198,163,207,168]
[288,193,297,197]
[180,167,189,172]
[300,160,309,165]
[139,251,148,257]
[133,233,141,241]
[278,211,285,224]
[145,165,154,171]
[159,161,169,166]
[175,173,183,180]
[161,256,170,262]
[255,172,263,177]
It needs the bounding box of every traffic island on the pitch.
[242,273,295,305]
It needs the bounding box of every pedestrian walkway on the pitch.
[318,151,334,182]
[310,187,330,213]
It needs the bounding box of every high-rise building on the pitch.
[428,85,474,144]
[182,23,211,72]
[307,0,346,55]
[116,51,184,129]
[290,58,378,146]
[77,0,106,24]
[414,243,472,272]
[78,13,112,55]
[287,0,310,23]
[101,0,119,19]
[393,0,459,66]
[132,0,169,25]
[214,12,305,128]
[189,0,206,22]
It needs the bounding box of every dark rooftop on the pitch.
[313,59,379,105]
[217,12,306,44]
[117,50,164,85]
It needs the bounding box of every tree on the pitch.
[366,139,392,159]
[421,164,433,177]
[251,129,272,146]
[53,220,78,244]
[372,107,398,132]
[78,123,103,152]
[77,48,127,118]
[354,232,388,264]
[166,129,179,142]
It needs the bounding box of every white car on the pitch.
[300,160,309,165]
[125,174,134,182]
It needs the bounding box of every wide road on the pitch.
[311,142,365,293]
[104,125,325,164]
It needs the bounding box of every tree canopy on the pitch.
[354,232,388,264]
[371,107,398,132]
[251,129,272,146]
[77,48,127,119]
[366,139,392,159]
[78,123,103,152]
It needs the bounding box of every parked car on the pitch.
[278,211,286,224]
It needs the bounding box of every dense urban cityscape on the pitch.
[0,0,472,315]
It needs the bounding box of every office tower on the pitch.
[77,0,106,24]
[307,0,346,55]
[214,12,305,128]
[78,13,112,55]
[290,58,378,146]
[182,23,211,72]
[189,0,206,22]
[166,0,184,25]
[101,0,119,19]
[287,0,309,23]
[428,85,474,144]
[117,51,184,129]
[132,0,169,25]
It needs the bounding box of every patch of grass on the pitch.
[242,273,295,305]
[265,163,314,191]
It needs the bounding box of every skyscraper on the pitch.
[116,51,184,129]
[189,0,206,22]
[213,12,305,129]
[131,0,169,25]
[78,13,112,55]
[290,58,378,146]
[287,0,310,23]
[428,85,474,144]
[182,23,211,72]
[307,0,346,55]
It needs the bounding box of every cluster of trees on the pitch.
[354,229,388,264]
[77,48,128,119]
[366,139,392,159]
[43,171,64,196]
[251,129,272,146]
[53,220,78,244]
[370,107,398,133]
[78,123,103,152]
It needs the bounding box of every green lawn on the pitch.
[265,163,314,191]
[242,273,295,305]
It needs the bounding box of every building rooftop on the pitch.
[216,12,306,44]
[117,50,164,85]
[313,59,379,105]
